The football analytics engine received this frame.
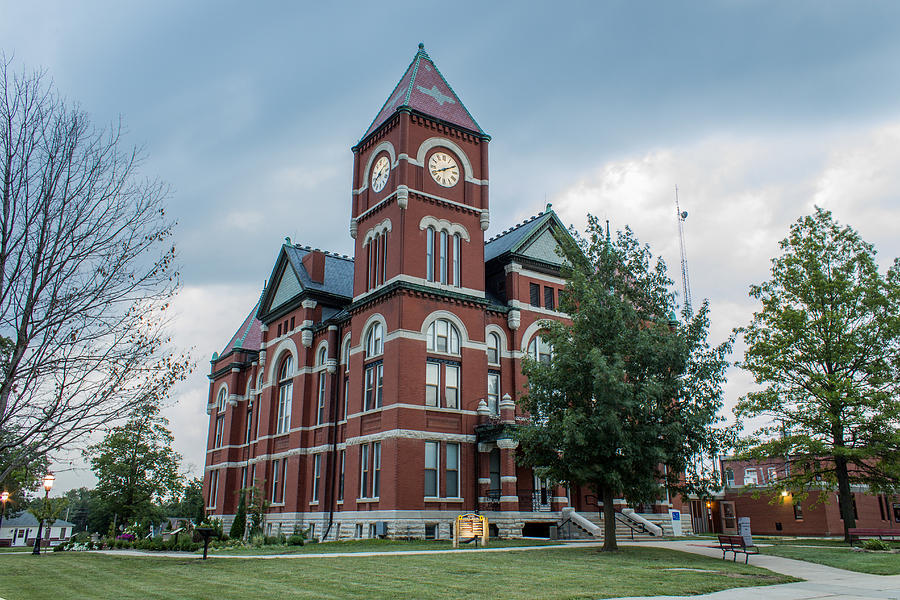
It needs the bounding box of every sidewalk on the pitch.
[615,540,900,600]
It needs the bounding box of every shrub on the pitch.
[863,538,891,551]
[287,535,305,546]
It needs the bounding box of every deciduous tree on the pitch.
[516,217,731,551]
[0,57,189,484]
[736,207,900,541]
[85,403,183,529]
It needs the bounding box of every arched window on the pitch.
[363,323,384,411]
[365,322,383,358]
[257,373,264,393]
[527,335,553,364]
[342,338,351,373]
[317,345,327,366]
[487,333,501,365]
[426,227,435,282]
[276,355,293,435]
[452,233,460,287]
[439,230,448,284]
[216,387,227,413]
[426,319,460,355]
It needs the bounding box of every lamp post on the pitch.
[31,473,55,556]
[0,491,8,540]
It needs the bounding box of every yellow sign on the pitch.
[453,513,488,548]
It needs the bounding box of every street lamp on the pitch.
[32,473,55,556]
[0,491,8,540]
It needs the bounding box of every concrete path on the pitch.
[615,540,900,600]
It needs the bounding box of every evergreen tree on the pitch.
[736,207,900,541]
[230,492,246,540]
[517,216,731,551]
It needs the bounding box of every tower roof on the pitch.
[360,43,486,142]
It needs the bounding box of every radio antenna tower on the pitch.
[675,185,693,316]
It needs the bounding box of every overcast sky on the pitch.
[4,1,900,494]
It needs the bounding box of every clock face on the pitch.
[428,151,460,188]
[371,155,390,193]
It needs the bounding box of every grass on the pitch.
[205,538,558,555]
[759,543,900,575]
[0,545,795,600]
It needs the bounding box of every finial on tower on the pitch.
[418,42,424,50]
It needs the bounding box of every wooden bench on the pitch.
[848,528,900,546]
[716,534,759,564]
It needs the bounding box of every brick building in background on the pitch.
[690,457,900,537]
[201,45,687,540]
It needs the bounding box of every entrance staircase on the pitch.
[558,507,667,541]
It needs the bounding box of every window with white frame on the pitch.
[425,360,459,409]
[364,362,383,411]
[487,372,500,415]
[207,470,218,508]
[743,468,758,486]
[271,459,284,503]
[767,466,778,483]
[452,233,460,287]
[527,334,553,363]
[360,444,370,498]
[425,441,439,497]
[317,372,327,424]
[343,339,351,372]
[446,443,460,497]
[245,401,253,444]
[276,355,293,435]
[439,230,447,284]
[487,332,501,365]
[214,416,225,448]
[426,227,435,281]
[338,449,345,502]
[426,319,460,354]
[365,323,383,357]
[217,387,227,413]
[372,441,381,498]
[312,454,321,502]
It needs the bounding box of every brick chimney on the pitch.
[302,249,326,283]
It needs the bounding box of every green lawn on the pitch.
[759,544,900,575]
[206,538,558,555]
[1,546,794,600]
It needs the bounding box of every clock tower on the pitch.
[349,43,490,298]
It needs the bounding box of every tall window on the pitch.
[487,332,500,365]
[217,387,227,413]
[343,339,351,372]
[364,363,383,410]
[276,355,293,434]
[312,454,321,502]
[426,319,460,354]
[424,441,439,497]
[439,230,447,284]
[365,323,383,357]
[207,470,218,508]
[360,444,370,498]
[271,459,283,503]
[366,233,388,290]
[527,335,553,363]
[529,282,541,307]
[338,450,345,502]
[446,443,459,497]
[372,441,381,498]
[214,416,225,448]
[317,373,327,424]
[364,323,384,411]
[487,372,500,415]
[743,469,758,486]
[452,233,460,287]
[426,227,434,281]
[426,362,440,407]
[544,286,555,310]
[445,365,459,409]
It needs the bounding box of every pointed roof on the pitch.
[360,43,486,142]
[485,205,571,264]
[221,296,263,355]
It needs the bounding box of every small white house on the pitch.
[0,513,75,547]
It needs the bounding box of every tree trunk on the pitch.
[835,455,855,542]
[601,487,618,552]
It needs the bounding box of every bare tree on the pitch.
[0,57,190,484]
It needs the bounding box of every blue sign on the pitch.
[671,511,680,521]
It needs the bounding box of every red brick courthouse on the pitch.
[202,45,686,540]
